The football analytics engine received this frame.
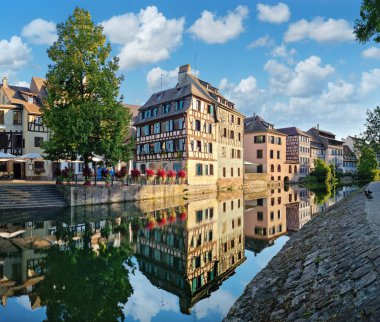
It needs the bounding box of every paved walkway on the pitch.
[224,184,380,321]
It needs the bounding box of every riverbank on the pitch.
[224,182,380,321]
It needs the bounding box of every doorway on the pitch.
[13,163,24,179]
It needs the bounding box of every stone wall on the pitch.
[57,183,217,206]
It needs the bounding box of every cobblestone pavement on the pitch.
[224,184,380,322]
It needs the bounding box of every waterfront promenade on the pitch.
[225,182,380,321]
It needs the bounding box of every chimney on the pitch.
[178,64,191,86]
[2,77,8,87]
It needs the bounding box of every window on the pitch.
[154,123,160,134]
[175,100,184,110]
[223,202,226,212]
[278,211,281,219]
[270,212,274,221]
[270,136,275,144]
[152,107,158,117]
[223,167,226,177]
[230,130,234,139]
[208,143,213,153]
[34,161,44,172]
[238,199,241,208]
[195,120,201,131]
[231,201,234,210]
[257,199,263,206]
[13,134,23,148]
[207,104,215,115]
[294,165,298,173]
[238,168,241,177]
[237,117,241,125]
[289,165,292,173]
[205,164,209,175]
[196,140,202,152]
[0,111,4,124]
[196,210,203,223]
[254,135,265,143]
[277,165,281,172]
[238,133,241,141]
[277,151,280,159]
[237,150,241,159]
[196,163,203,175]
[257,150,263,159]
[210,164,214,175]
[231,114,234,123]
[231,149,235,158]
[196,100,201,111]
[231,167,234,177]
[270,150,274,159]
[163,103,170,114]
[154,142,161,153]
[34,137,43,147]
[13,111,22,125]
[257,212,263,221]
[270,164,274,172]
[223,128,227,137]
[278,176,281,181]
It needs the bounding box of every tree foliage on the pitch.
[357,145,378,181]
[354,0,380,43]
[42,8,133,165]
[310,159,332,183]
[363,106,380,152]
[37,224,134,322]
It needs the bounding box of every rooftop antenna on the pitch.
[160,74,163,90]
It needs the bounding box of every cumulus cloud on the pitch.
[21,18,57,45]
[247,35,274,49]
[15,81,30,88]
[270,44,297,64]
[189,6,249,44]
[102,6,185,70]
[257,2,290,24]
[362,46,380,59]
[0,36,31,70]
[287,56,334,97]
[284,17,354,43]
[359,68,380,96]
[146,66,199,91]
[321,80,355,104]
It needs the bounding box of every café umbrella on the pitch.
[0,152,16,161]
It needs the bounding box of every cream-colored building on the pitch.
[135,64,244,188]
[0,76,54,180]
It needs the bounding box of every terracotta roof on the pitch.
[277,127,310,137]
[31,77,46,92]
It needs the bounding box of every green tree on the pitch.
[42,8,133,166]
[363,106,380,152]
[354,0,380,43]
[310,159,332,183]
[37,225,134,322]
[357,145,378,181]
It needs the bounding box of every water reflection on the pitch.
[0,185,357,321]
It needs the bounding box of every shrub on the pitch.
[178,170,186,178]
[82,166,92,178]
[156,169,166,179]
[146,169,155,178]
[167,170,176,178]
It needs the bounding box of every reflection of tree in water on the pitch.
[36,224,134,322]
[312,183,335,205]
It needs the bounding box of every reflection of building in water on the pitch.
[0,217,121,308]
[244,188,287,242]
[286,188,312,232]
[135,194,244,314]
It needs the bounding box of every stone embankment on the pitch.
[225,182,380,321]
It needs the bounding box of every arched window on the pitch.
[270,164,274,172]
[277,165,281,172]
[289,165,292,173]
[294,165,298,173]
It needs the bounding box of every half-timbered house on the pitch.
[135,64,244,187]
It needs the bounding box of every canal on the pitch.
[0,184,357,322]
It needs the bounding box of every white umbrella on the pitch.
[0,152,16,161]
[19,152,43,160]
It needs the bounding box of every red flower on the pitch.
[179,212,187,221]
[178,170,186,178]
[168,215,176,223]
[167,170,176,178]
[131,168,141,178]
[146,169,155,178]
[158,217,167,226]
[156,169,166,178]
[146,221,155,230]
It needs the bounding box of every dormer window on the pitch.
[28,96,34,104]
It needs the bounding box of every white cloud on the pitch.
[189,6,249,44]
[287,56,334,97]
[362,47,380,59]
[257,2,290,24]
[284,17,354,43]
[359,68,380,95]
[0,36,31,70]
[247,35,274,49]
[15,81,30,88]
[321,80,355,104]
[270,44,297,64]
[21,18,57,45]
[194,290,236,319]
[264,59,292,93]
[146,66,199,91]
[102,6,185,70]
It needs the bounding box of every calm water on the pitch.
[0,184,357,322]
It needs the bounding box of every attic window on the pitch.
[157,93,163,101]
[28,96,34,104]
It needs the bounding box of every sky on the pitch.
[0,0,379,139]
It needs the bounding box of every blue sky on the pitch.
[1,0,379,139]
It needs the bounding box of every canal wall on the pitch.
[57,183,217,206]
[224,182,380,321]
